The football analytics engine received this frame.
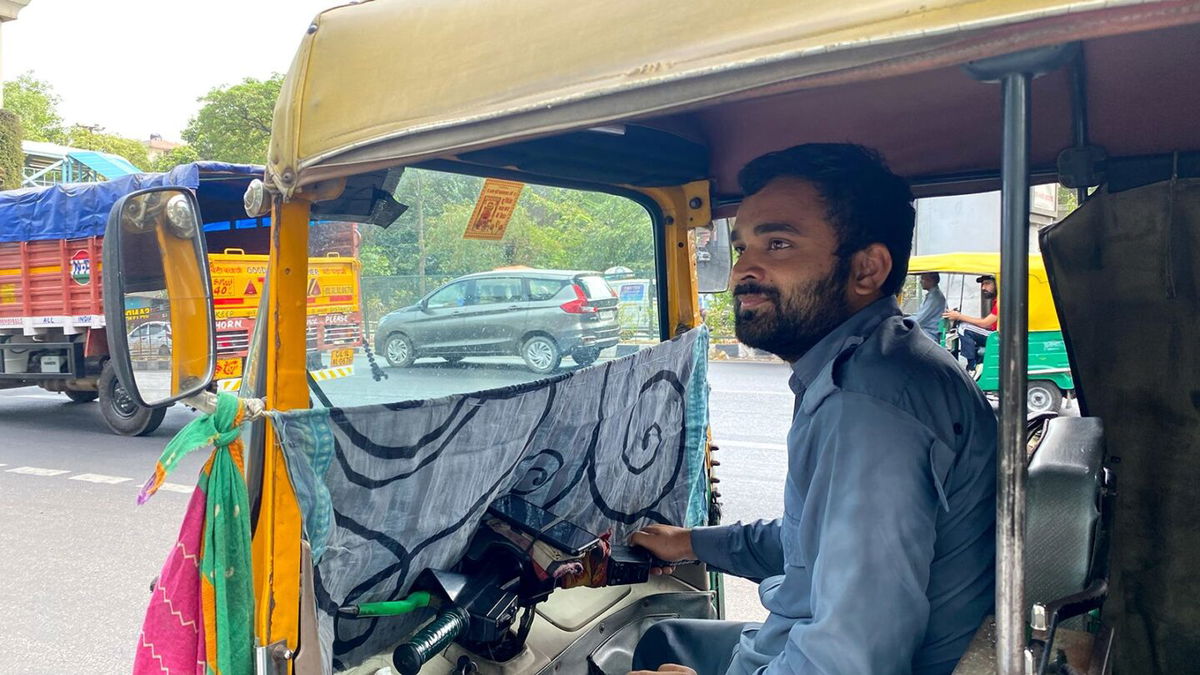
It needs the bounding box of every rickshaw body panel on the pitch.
[976,330,1074,394]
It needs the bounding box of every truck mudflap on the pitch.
[216,365,355,392]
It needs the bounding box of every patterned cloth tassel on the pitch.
[133,393,255,675]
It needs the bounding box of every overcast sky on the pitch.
[1,0,342,142]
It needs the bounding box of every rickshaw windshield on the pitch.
[298,168,662,408]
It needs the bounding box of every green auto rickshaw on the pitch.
[909,252,1073,413]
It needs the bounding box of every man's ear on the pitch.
[849,244,893,298]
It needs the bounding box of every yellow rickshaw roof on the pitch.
[908,252,1047,281]
[268,0,1200,197]
[908,252,1060,331]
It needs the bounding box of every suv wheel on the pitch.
[384,333,416,368]
[571,346,602,367]
[521,335,561,374]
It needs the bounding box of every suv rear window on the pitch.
[528,278,568,301]
[576,275,615,300]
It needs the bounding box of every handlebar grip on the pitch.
[393,607,470,675]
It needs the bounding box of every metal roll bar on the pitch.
[997,71,1032,674]
[965,42,1080,674]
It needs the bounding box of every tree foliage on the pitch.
[2,72,155,172]
[3,72,64,143]
[361,169,656,280]
[148,145,201,172]
[182,75,283,164]
[64,125,149,169]
[357,169,661,324]
[0,110,23,190]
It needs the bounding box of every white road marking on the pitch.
[159,482,195,494]
[715,440,788,451]
[5,466,70,476]
[69,473,131,485]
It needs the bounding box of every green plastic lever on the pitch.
[338,591,433,617]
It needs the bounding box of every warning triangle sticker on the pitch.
[244,280,257,296]
[307,278,322,296]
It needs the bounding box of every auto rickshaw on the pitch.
[908,253,1074,412]
[100,1,1200,674]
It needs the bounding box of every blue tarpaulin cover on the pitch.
[0,162,263,243]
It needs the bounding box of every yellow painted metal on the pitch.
[638,181,711,335]
[267,0,1160,194]
[908,252,1060,332]
[252,198,311,656]
[155,222,211,395]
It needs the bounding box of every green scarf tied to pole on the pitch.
[135,392,255,675]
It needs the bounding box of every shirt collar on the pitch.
[788,295,901,396]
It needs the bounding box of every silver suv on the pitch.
[375,270,621,374]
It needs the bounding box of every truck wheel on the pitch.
[98,362,167,436]
[521,335,561,374]
[1027,380,1063,414]
[384,333,415,368]
[570,346,602,367]
[64,390,98,403]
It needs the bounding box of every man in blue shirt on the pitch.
[913,272,947,342]
[630,144,996,675]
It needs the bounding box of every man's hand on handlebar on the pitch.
[628,524,697,576]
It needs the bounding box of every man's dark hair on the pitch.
[737,143,916,296]
[924,272,941,284]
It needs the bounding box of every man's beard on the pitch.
[733,262,852,362]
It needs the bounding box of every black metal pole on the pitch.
[997,71,1032,675]
[1070,58,1090,205]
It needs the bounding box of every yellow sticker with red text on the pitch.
[463,179,524,241]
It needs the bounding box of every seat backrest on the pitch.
[1025,416,1105,611]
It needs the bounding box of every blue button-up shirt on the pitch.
[913,285,947,341]
[692,296,996,675]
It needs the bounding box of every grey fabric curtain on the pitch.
[270,328,711,670]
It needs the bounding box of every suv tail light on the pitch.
[560,284,598,314]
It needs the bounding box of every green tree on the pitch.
[357,167,660,324]
[64,125,149,169]
[2,72,64,142]
[148,144,200,172]
[0,110,23,190]
[182,74,283,164]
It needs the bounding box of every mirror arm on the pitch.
[182,390,268,422]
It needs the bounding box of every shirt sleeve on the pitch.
[764,393,946,675]
[690,520,784,582]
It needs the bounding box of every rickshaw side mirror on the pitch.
[102,187,216,407]
[696,219,732,293]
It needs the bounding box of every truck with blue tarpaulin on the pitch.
[0,162,362,435]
